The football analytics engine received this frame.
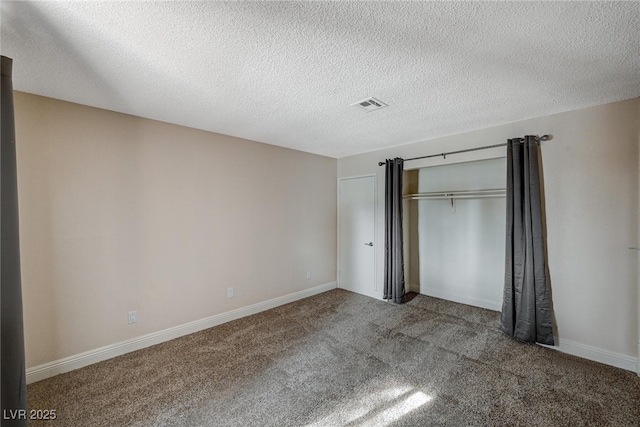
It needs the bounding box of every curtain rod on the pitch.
[377,134,551,166]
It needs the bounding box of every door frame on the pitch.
[337,174,378,296]
[637,140,640,377]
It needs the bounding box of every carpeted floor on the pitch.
[27,289,640,426]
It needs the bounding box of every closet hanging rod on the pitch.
[377,134,551,166]
[403,188,506,200]
[405,194,505,200]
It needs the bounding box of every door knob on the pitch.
[364,242,373,246]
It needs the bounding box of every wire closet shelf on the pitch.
[403,188,506,201]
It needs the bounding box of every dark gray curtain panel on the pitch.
[1,56,28,426]
[384,158,405,303]
[500,136,554,345]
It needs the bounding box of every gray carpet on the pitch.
[27,289,640,426]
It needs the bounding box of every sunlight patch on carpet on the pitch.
[305,386,432,427]
[360,391,432,427]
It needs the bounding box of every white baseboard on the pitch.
[421,288,502,312]
[26,282,337,384]
[539,338,638,373]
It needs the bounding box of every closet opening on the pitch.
[403,157,506,311]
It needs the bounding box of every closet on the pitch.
[404,157,506,311]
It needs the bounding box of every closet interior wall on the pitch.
[403,170,420,293]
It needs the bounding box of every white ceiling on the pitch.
[2,1,639,158]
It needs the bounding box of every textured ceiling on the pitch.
[2,1,639,158]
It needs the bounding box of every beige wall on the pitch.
[15,92,337,368]
[14,90,639,370]
[339,98,640,363]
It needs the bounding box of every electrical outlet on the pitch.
[128,311,137,324]
[227,287,234,299]
[306,271,311,280]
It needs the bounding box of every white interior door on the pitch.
[338,175,376,297]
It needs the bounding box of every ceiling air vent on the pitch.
[351,97,388,113]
